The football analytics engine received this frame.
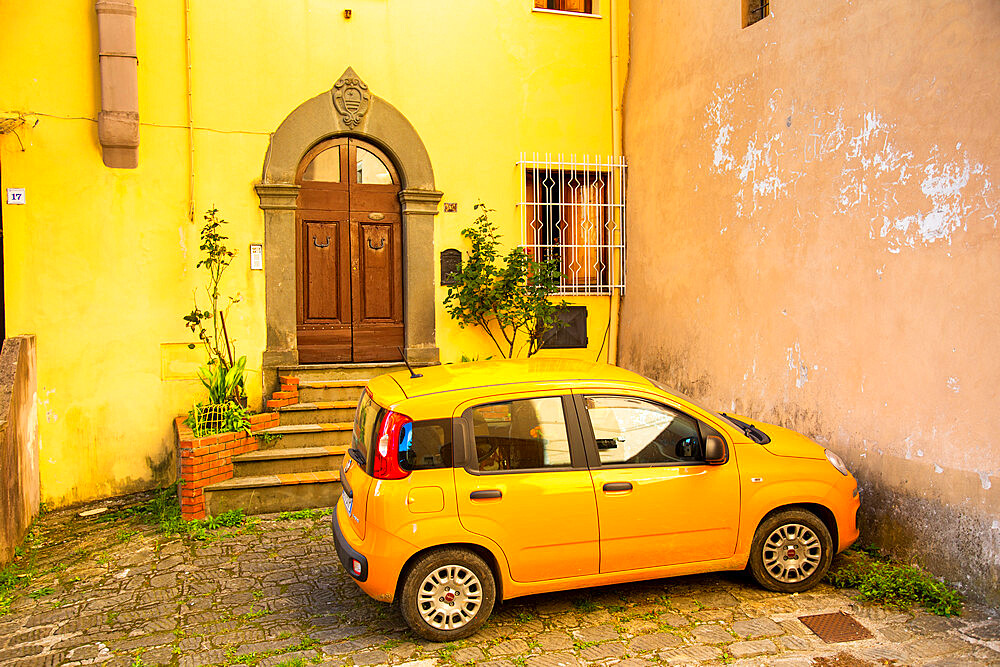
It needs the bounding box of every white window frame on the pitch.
[517,152,627,296]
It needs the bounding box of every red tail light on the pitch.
[372,411,412,480]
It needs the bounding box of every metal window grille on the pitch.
[518,152,626,296]
[747,0,769,26]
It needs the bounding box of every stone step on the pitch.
[297,380,370,404]
[299,379,376,405]
[257,422,353,448]
[233,445,347,477]
[204,471,341,516]
[278,363,415,381]
[278,401,357,426]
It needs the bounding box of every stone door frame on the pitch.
[255,68,442,393]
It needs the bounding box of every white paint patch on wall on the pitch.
[701,90,997,251]
[947,376,960,393]
[881,152,993,252]
[786,342,809,389]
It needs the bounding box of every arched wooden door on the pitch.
[295,137,404,363]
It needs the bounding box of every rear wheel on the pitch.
[399,548,496,641]
[749,509,833,593]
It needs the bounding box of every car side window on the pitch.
[583,396,704,465]
[399,418,453,471]
[469,397,572,471]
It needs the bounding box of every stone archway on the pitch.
[255,68,442,392]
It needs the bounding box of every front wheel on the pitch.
[748,509,833,593]
[399,548,496,641]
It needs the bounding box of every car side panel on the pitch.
[336,467,516,602]
[732,443,860,554]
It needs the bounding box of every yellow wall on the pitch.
[0,0,626,506]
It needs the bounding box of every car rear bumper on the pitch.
[332,507,368,582]
[332,497,413,602]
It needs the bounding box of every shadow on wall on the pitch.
[0,335,40,565]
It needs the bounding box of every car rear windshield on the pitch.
[352,390,384,466]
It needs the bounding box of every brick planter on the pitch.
[175,412,279,520]
[267,376,300,409]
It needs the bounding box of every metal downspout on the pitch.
[608,0,623,364]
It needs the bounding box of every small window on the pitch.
[356,147,393,184]
[583,396,704,465]
[399,418,453,470]
[744,0,769,27]
[469,397,572,471]
[534,0,595,15]
[302,145,342,182]
[520,153,626,295]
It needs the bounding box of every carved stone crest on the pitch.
[332,68,371,127]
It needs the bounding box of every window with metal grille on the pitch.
[519,153,626,295]
[745,0,769,26]
[533,0,595,15]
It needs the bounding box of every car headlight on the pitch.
[825,449,850,476]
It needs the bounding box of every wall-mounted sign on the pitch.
[443,202,457,213]
[440,248,461,285]
[249,243,263,270]
[5,188,25,205]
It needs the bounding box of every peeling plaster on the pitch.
[702,91,997,250]
[785,342,809,389]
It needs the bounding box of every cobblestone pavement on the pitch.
[1,493,998,667]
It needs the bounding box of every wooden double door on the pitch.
[296,137,403,363]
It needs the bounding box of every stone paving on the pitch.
[1,493,998,667]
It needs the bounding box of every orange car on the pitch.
[332,359,859,641]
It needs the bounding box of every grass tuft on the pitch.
[825,547,963,616]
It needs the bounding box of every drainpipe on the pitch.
[184,0,195,220]
[95,0,139,169]
[607,0,623,365]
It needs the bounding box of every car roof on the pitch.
[377,358,655,400]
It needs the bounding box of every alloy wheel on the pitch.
[417,564,483,630]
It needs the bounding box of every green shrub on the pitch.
[826,549,963,616]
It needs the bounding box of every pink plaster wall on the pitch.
[621,0,1000,604]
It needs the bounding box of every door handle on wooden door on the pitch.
[312,235,331,248]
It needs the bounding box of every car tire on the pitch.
[399,548,496,641]
[748,509,833,593]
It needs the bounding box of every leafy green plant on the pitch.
[826,548,963,616]
[197,355,247,405]
[444,203,567,358]
[161,508,251,541]
[183,208,246,407]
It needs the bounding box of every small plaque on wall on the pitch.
[440,248,461,285]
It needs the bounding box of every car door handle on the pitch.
[602,482,633,493]
[470,490,502,500]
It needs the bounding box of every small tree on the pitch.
[444,203,567,358]
[183,208,247,408]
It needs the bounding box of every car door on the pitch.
[574,391,741,573]
[453,393,600,583]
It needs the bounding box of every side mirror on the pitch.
[704,435,727,464]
